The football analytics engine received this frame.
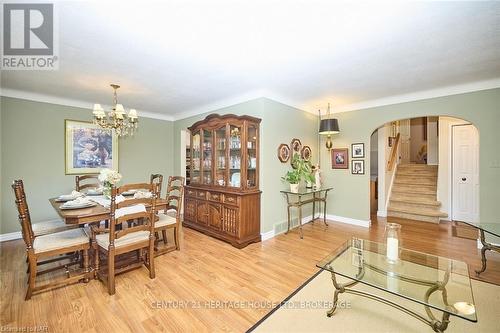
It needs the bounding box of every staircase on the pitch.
[387,164,447,223]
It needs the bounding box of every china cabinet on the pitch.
[184,114,261,248]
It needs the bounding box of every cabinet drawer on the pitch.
[223,194,239,205]
[197,191,207,199]
[208,192,222,202]
[186,188,197,197]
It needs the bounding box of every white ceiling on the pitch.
[2,0,500,120]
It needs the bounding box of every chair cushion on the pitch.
[32,220,76,236]
[33,228,90,254]
[95,230,150,249]
[155,212,178,228]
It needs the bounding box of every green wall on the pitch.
[320,88,500,225]
[0,97,174,234]
[173,97,319,234]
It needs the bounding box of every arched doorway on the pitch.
[369,116,479,225]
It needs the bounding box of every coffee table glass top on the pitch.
[458,221,500,238]
[280,187,333,195]
[317,238,477,322]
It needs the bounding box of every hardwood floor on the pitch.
[1,217,499,332]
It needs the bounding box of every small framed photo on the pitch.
[331,148,348,169]
[351,160,365,175]
[351,143,365,158]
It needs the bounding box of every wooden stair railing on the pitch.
[387,133,401,171]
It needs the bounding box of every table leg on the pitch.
[323,191,329,227]
[475,229,496,276]
[311,192,316,224]
[298,195,303,239]
[285,194,291,234]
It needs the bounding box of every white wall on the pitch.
[427,116,439,165]
[437,116,470,218]
[377,123,399,216]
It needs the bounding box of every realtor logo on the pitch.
[2,3,58,70]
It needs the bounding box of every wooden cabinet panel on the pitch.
[185,198,197,221]
[208,204,222,230]
[186,188,197,198]
[196,202,209,225]
[223,194,239,206]
[222,206,239,236]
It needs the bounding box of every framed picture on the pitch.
[277,143,291,163]
[301,145,312,162]
[351,160,365,175]
[351,143,365,158]
[65,120,118,174]
[331,148,348,169]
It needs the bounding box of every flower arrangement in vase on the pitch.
[98,169,122,198]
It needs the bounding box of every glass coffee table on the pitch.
[317,238,477,333]
[455,221,500,276]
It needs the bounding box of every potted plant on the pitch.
[282,154,315,192]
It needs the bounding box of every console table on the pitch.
[317,238,477,332]
[457,221,500,276]
[280,187,332,238]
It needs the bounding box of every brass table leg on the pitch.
[298,194,303,239]
[311,192,316,224]
[323,190,329,227]
[475,229,500,276]
[326,263,454,332]
[284,193,291,235]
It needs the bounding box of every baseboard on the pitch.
[0,231,22,242]
[325,214,371,228]
[261,229,275,241]
[377,210,387,217]
[262,213,371,241]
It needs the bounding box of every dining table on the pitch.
[49,196,169,225]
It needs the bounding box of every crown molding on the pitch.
[314,78,500,115]
[0,88,174,121]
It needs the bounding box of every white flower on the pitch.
[98,169,122,185]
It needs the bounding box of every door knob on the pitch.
[461,177,467,181]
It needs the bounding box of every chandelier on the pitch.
[92,84,138,136]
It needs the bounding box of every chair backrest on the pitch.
[150,174,164,197]
[166,176,185,219]
[11,180,35,249]
[108,183,158,246]
[75,175,100,192]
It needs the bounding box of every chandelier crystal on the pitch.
[92,84,138,137]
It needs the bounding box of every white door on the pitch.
[399,119,411,164]
[452,124,479,222]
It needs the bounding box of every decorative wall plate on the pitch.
[301,145,312,162]
[291,138,302,153]
[277,143,291,163]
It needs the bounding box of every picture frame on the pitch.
[65,120,118,175]
[351,143,365,158]
[351,160,365,175]
[331,148,348,169]
[277,143,291,163]
[301,145,312,162]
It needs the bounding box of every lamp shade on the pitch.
[319,118,340,135]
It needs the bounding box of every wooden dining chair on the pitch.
[154,176,184,255]
[12,180,91,300]
[15,179,77,237]
[150,174,164,197]
[91,183,157,295]
[75,175,100,192]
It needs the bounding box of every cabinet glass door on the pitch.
[191,130,201,183]
[246,124,258,188]
[202,130,213,185]
[229,125,242,188]
[215,126,227,187]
